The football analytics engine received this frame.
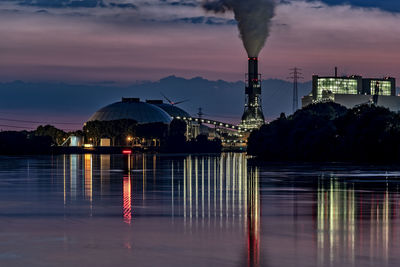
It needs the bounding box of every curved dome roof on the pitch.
[145,100,190,118]
[88,98,172,124]
[154,103,190,118]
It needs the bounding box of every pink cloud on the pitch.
[0,1,400,83]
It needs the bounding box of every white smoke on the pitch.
[202,0,275,57]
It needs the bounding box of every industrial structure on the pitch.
[73,57,269,150]
[302,68,399,111]
[240,57,265,131]
[88,97,174,124]
[288,67,303,113]
[80,97,247,149]
[82,56,269,150]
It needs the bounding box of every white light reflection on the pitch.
[70,154,78,200]
[179,153,252,232]
[317,177,396,266]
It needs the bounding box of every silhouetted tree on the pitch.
[35,125,68,145]
[248,102,400,163]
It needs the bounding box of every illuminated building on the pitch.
[86,97,218,144]
[302,72,399,110]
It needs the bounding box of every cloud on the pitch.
[172,16,236,25]
[13,0,138,9]
[0,0,400,84]
[304,0,400,13]
[0,0,209,26]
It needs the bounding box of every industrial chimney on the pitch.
[240,57,265,130]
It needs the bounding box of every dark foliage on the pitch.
[187,134,222,153]
[83,119,138,146]
[0,131,52,155]
[35,125,68,145]
[163,119,222,153]
[0,119,222,155]
[83,119,169,146]
[248,102,400,163]
[163,119,187,152]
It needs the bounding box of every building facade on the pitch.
[302,74,399,111]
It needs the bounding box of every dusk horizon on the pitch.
[2,1,400,267]
[1,0,400,84]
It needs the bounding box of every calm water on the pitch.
[1,154,400,266]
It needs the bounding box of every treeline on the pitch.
[0,125,73,155]
[248,102,400,163]
[84,119,221,152]
[84,119,167,146]
[163,119,222,153]
[0,119,221,155]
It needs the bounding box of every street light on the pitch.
[127,136,133,146]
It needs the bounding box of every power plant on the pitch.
[202,0,275,131]
[78,56,270,150]
[240,57,265,130]
[302,68,399,111]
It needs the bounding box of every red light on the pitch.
[122,149,132,155]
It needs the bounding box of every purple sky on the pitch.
[1,0,400,84]
[1,0,400,131]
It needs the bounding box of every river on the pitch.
[0,153,399,266]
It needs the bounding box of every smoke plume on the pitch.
[202,0,275,57]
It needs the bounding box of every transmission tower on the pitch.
[288,67,304,113]
[197,107,204,119]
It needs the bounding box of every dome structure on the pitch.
[87,98,172,124]
[146,100,190,118]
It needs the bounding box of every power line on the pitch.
[0,117,82,125]
[202,113,241,119]
[0,124,36,129]
[0,124,79,131]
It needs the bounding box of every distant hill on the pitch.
[0,76,312,129]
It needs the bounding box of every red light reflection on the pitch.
[123,174,132,224]
[122,149,132,155]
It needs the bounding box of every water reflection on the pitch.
[123,174,132,224]
[181,154,249,227]
[52,153,400,266]
[316,176,398,266]
[70,154,78,200]
[58,153,261,266]
[100,155,110,196]
[247,167,260,267]
[84,154,93,202]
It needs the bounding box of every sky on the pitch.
[1,0,400,84]
[1,0,400,130]
[0,77,311,130]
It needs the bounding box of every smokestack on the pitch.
[202,0,275,57]
[241,57,264,130]
[335,66,338,77]
[248,57,258,83]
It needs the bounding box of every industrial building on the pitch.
[78,56,268,149]
[88,97,181,124]
[83,97,219,148]
[302,69,399,111]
